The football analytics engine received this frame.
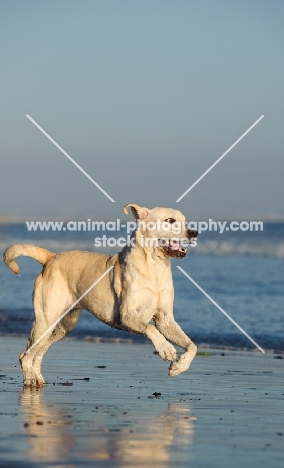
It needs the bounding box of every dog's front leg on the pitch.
[121,305,177,363]
[154,313,197,376]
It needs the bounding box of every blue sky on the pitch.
[1,0,284,220]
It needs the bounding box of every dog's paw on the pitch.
[168,349,196,377]
[168,360,186,376]
[156,341,177,362]
[24,378,45,388]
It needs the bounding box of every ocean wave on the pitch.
[0,311,283,351]
[192,240,284,259]
[1,239,284,259]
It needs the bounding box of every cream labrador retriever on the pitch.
[4,204,198,387]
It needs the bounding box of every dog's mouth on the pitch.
[159,238,187,259]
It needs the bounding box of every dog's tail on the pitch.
[3,244,55,275]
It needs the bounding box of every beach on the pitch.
[1,0,284,465]
[1,222,283,467]
[0,336,283,467]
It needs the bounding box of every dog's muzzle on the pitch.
[159,229,198,259]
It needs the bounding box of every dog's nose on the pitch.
[187,229,198,238]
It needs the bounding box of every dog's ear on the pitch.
[124,203,149,220]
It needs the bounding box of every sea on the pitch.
[0,222,283,351]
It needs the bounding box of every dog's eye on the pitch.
[164,218,176,224]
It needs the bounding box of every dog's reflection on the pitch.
[107,403,196,466]
[20,388,74,462]
[20,388,196,466]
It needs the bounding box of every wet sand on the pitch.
[0,336,283,467]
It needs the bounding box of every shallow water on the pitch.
[0,338,284,468]
[0,223,283,350]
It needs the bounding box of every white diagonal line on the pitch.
[25,265,114,355]
[26,114,115,202]
[177,266,265,353]
[176,115,264,202]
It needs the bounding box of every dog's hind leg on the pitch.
[20,308,81,387]
[19,273,46,386]
[32,308,81,385]
[20,273,80,387]
[154,314,197,377]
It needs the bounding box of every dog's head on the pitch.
[124,203,198,259]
